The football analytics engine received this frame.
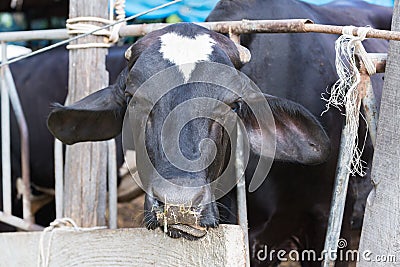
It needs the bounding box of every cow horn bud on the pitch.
[236,43,251,64]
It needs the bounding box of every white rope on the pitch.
[37,218,106,267]
[110,0,127,43]
[66,0,127,49]
[66,17,113,49]
[322,26,374,177]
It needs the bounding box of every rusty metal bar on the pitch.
[0,19,398,68]
[361,74,378,147]
[368,53,387,73]
[355,53,386,148]
[358,53,386,148]
[119,19,312,36]
[1,42,12,215]
[119,19,400,41]
[304,24,400,41]
[4,66,32,223]
[0,19,400,44]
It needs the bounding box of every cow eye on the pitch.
[230,101,241,113]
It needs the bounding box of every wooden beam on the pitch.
[0,225,245,267]
[358,1,400,266]
[64,1,109,227]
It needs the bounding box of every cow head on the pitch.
[47,23,330,239]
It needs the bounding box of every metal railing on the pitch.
[0,42,41,231]
[0,18,393,267]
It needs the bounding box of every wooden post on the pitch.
[358,1,400,266]
[64,1,109,227]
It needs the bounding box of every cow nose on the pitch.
[149,177,212,206]
[152,183,208,207]
[143,178,219,239]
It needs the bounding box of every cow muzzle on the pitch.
[143,187,219,240]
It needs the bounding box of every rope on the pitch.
[110,0,127,43]
[66,17,112,49]
[349,26,376,75]
[322,26,373,176]
[0,0,182,67]
[37,218,106,267]
[66,0,127,49]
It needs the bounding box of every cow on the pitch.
[47,22,331,243]
[206,0,390,265]
[0,45,128,231]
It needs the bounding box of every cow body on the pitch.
[207,0,390,265]
[0,46,127,230]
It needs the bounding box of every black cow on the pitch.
[0,45,127,231]
[47,22,330,242]
[207,0,390,266]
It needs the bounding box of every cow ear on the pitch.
[239,94,330,165]
[47,85,127,145]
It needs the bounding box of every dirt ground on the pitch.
[118,194,145,228]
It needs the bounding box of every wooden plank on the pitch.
[0,225,245,267]
[357,1,400,266]
[64,0,109,227]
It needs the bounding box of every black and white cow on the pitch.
[0,45,127,231]
[207,0,391,265]
[47,23,330,240]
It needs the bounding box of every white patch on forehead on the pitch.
[159,32,216,82]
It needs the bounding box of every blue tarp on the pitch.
[125,0,394,23]
[125,0,219,22]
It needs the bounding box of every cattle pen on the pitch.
[0,0,399,266]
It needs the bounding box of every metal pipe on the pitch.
[322,89,363,267]
[357,53,386,148]
[4,66,32,223]
[119,19,312,36]
[54,139,64,219]
[0,211,43,231]
[0,29,68,42]
[107,139,118,229]
[1,42,12,215]
[236,125,250,267]
[229,32,250,267]
[367,53,387,74]
[0,20,400,43]
[323,52,385,265]
[360,74,379,148]
[119,20,400,40]
[304,23,400,41]
[323,123,355,267]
